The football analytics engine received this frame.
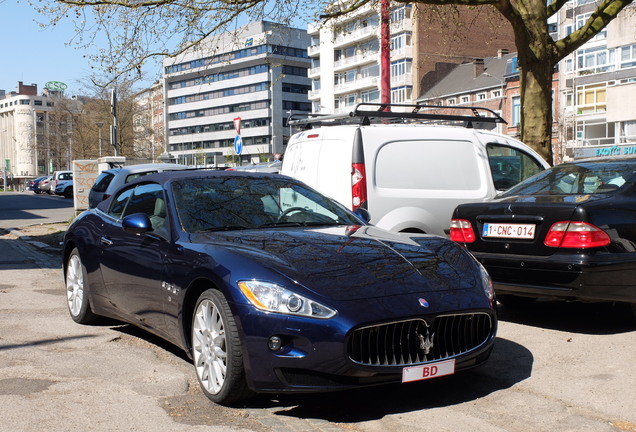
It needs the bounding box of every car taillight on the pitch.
[450,219,476,243]
[544,221,610,248]
[351,163,367,211]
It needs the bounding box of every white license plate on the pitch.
[402,359,455,383]
[482,223,535,239]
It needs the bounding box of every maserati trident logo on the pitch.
[418,329,435,355]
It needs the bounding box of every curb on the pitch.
[6,227,64,254]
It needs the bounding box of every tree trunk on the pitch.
[518,56,555,165]
[497,0,556,165]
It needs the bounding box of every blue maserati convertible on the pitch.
[63,170,497,404]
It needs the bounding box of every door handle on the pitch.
[100,236,113,246]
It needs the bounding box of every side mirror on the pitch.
[122,213,153,234]
[353,207,371,223]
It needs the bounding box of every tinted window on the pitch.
[172,176,360,233]
[92,171,116,192]
[126,171,158,184]
[500,160,636,196]
[487,144,545,190]
[108,187,134,219]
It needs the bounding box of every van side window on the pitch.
[486,144,545,191]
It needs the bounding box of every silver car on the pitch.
[88,163,190,208]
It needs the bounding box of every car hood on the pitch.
[189,225,482,301]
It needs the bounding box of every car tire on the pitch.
[64,187,73,199]
[65,248,98,324]
[496,294,537,308]
[192,289,253,405]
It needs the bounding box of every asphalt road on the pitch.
[0,191,75,229]
[1,192,635,432]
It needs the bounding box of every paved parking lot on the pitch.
[1,218,635,432]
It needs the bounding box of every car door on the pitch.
[99,183,170,331]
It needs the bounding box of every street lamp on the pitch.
[96,122,104,158]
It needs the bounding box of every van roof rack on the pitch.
[288,103,507,130]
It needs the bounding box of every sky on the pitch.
[0,1,103,95]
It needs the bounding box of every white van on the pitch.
[281,104,550,236]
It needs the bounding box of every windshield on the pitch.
[171,176,362,233]
[500,160,636,197]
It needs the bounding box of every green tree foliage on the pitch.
[32,0,634,163]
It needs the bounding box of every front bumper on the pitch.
[233,302,497,394]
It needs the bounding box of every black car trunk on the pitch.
[458,195,584,256]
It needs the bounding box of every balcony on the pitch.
[334,76,380,95]
[309,67,321,78]
[308,44,321,57]
[333,25,378,48]
[334,52,379,72]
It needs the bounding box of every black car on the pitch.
[64,170,497,404]
[450,157,636,312]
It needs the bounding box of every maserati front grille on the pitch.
[347,312,494,366]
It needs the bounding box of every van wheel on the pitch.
[399,228,426,234]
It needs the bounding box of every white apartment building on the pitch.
[308,4,414,113]
[559,1,636,158]
[0,82,67,182]
[163,21,311,167]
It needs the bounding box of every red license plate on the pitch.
[402,359,455,383]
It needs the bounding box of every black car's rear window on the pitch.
[501,160,636,196]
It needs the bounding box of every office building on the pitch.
[163,21,311,167]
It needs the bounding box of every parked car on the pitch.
[50,170,73,194]
[37,176,54,194]
[64,170,497,404]
[55,179,73,198]
[28,176,48,193]
[282,103,549,237]
[88,163,190,208]
[228,160,282,173]
[450,156,636,312]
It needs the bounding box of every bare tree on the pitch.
[31,0,634,163]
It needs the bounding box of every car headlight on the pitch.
[477,263,494,303]
[238,280,336,319]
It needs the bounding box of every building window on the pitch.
[477,92,487,101]
[390,86,412,104]
[576,46,615,75]
[446,98,456,105]
[621,44,636,69]
[460,95,470,104]
[511,96,521,126]
[576,83,606,114]
[391,59,412,80]
[491,90,502,98]
[20,99,30,105]
[361,89,380,103]
[390,32,411,53]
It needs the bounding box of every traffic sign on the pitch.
[234,135,243,155]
